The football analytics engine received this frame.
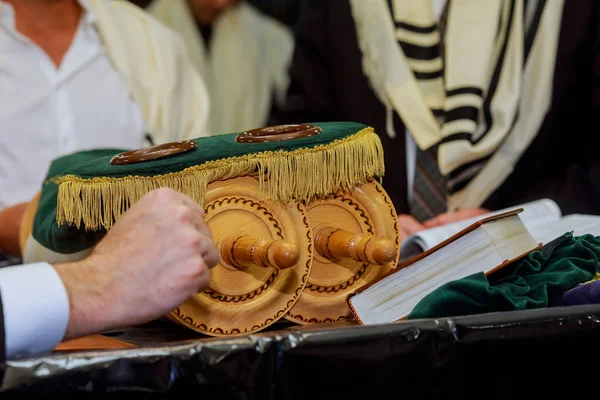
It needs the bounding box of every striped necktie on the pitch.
[410,144,448,223]
[408,1,450,223]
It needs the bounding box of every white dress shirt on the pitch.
[0,262,69,358]
[0,0,147,209]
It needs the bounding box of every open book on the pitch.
[400,198,600,260]
[347,209,541,325]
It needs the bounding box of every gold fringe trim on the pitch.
[56,127,385,231]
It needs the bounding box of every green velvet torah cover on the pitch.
[33,149,126,255]
[32,122,384,254]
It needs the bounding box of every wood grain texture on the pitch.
[168,175,313,337]
[286,179,400,324]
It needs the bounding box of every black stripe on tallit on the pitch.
[441,0,517,147]
[386,0,438,33]
[474,0,517,145]
[398,41,440,60]
[447,108,522,194]
[524,0,546,63]
[432,108,444,118]
[448,2,547,195]
[444,106,479,123]
[447,155,492,193]
[414,69,444,80]
[453,2,547,192]
[446,87,484,97]
[395,21,438,34]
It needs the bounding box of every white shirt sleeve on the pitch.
[0,262,70,359]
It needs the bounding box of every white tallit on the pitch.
[85,0,211,143]
[148,0,294,135]
[349,0,565,209]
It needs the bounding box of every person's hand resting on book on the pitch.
[398,208,489,242]
[423,208,490,228]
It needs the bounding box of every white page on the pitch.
[399,198,562,259]
[528,213,600,244]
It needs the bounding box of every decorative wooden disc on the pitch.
[236,124,322,143]
[286,179,399,324]
[109,140,197,165]
[169,175,313,337]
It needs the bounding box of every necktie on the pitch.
[410,144,448,222]
[409,2,450,223]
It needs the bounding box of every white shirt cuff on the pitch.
[0,262,69,359]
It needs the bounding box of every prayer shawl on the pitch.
[148,0,294,135]
[86,0,211,143]
[22,0,212,263]
[349,0,564,209]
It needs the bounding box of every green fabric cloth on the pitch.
[59,121,366,179]
[32,122,368,254]
[407,233,600,320]
[33,149,125,254]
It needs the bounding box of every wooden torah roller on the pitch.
[17,176,312,338]
[18,123,399,338]
[286,178,400,324]
[167,175,313,337]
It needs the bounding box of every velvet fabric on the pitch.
[408,233,600,319]
[33,149,123,254]
[31,122,368,254]
[556,273,600,307]
[54,121,366,179]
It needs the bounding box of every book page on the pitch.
[399,198,561,259]
[528,214,600,244]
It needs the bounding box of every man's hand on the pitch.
[398,214,426,243]
[54,188,219,340]
[422,208,489,228]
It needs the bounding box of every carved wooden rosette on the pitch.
[168,175,313,337]
[286,179,400,324]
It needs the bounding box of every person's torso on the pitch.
[320,0,599,215]
[0,6,146,208]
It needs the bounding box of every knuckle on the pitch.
[184,231,203,250]
[187,257,211,286]
[190,200,205,215]
[152,187,176,201]
[175,205,194,224]
[196,266,211,289]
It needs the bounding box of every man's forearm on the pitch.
[0,203,28,256]
[53,256,115,341]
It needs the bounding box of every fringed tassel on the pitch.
[56,128,385,231]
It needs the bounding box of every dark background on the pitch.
[126,0,303,27]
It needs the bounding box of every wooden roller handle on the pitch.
[220,235,300,270]
[314,227,396,265]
